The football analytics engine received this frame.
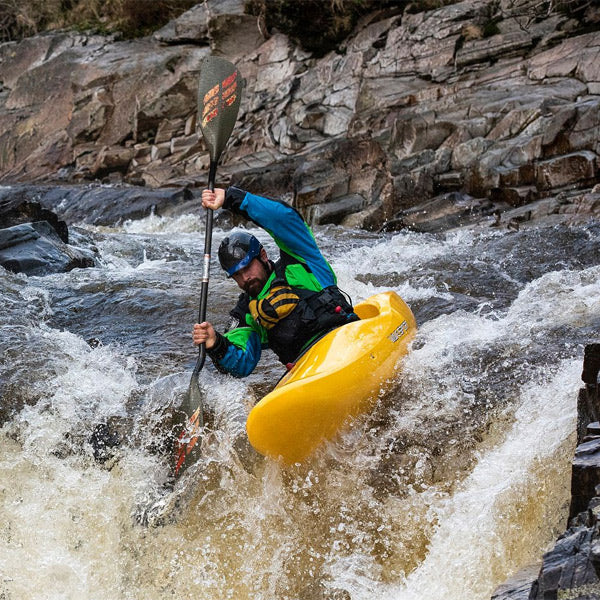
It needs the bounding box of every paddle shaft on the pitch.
[174,56,242,476]
[195,159,218,373]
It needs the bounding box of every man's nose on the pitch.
[234,267,250,286]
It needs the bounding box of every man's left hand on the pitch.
[202,188,225,211]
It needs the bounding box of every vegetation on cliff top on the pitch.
[0,0,198,41]
[246,0,405,56]
[0,0,451,45]
[0,0,596,51]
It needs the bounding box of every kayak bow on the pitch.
[246,291,417,464]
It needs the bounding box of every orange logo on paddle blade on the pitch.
[174,406,203,475]
[201,71,239,128]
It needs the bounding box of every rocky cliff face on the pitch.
[0,0,598,232]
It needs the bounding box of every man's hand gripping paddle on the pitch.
[173,56,243,477]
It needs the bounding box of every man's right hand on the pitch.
[193,322,217,349]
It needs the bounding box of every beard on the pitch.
[242,259,270,296]
[244,278,265,297]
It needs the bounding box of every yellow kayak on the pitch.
[246,291,417,464]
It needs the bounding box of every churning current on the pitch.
[1,213,599,600]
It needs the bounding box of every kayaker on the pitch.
[192,186,358,377]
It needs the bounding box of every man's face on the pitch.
[232,254,269,297]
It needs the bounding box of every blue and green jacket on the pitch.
[207,187,355,377]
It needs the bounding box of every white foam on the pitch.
[381,359,579,600]
[2,221,598,600]
[122,212,205,235]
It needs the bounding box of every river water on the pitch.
[1,207,599,600]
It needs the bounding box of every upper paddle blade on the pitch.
[198,56,243,163]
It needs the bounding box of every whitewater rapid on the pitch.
[1,215,598,599]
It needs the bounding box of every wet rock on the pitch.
[0,184,198,227]
[0,191,68,242]
[530,520,600,600]
[305,194,366,226]
[391,191,497,233]
[570,438,600,519]
[0,187,100,275]
[481,188,600,232]
[496,345,600,600]
[89,421,122,464]
[489,186,538,208]
[0,221,96,276]
[583,345,600,387]
[491,563,540,600]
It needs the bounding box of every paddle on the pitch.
[173,56,243,477]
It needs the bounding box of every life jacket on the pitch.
[236,259,357,365]
[266,282,357,364]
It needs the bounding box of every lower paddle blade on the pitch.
[173,374,205,477]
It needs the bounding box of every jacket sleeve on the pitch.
[207,327,262,378]
[224,187,337,289]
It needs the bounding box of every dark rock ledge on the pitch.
[492,344,600,600]
[0,188,98,276]
[0,184,201,276]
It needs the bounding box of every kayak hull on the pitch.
[245,291,417,464]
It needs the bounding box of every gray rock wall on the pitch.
[0,0,598,230]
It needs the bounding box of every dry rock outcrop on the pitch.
[0,0,598,232]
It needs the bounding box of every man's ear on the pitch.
[259,248,268,261]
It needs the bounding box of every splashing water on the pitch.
[1,217,599,600]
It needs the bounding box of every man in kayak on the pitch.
[192,186,357,377]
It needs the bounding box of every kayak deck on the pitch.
[245,291,417,464]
